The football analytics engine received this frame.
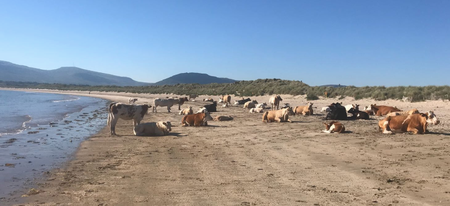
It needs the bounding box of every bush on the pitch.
[306,93,319,101]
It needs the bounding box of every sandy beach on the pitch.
[3,88,450,205]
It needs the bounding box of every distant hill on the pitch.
[154,72,236,85]
[0,61,149,86]
[320,84,347,88]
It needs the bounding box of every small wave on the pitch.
[53,97,80,103]
[0,115,32,137]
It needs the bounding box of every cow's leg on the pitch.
[110,118,119,135]
[381,121,392,134]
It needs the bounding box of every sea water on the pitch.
[0,90,109,202]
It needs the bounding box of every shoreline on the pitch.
[0,89,110,205]
[1,88,449,205]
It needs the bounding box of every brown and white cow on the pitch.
[107,103,151,135]
[133,121,172,136]
[370,104,402,116]
[262,107,294,123]
[269,95,283,110]
[294,102,314,115]
[181,111,213,126]
[378,111,440,134]
[322,121,346,133]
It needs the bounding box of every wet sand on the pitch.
[3,88,450,205]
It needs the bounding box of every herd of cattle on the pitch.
[107,96,440,136]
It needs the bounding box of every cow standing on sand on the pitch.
[262,107,294,123]
[221,95,231,105]
[153,97,188,113]
[134,121,172,136]
[107,103,151,135]
[269,95,283,110]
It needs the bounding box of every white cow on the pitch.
[128,98,138,104]
[250,108,264,113]
[321,107,331,113]
[134,121,172,136]
[153,97,188,113]
[107,103,151,135]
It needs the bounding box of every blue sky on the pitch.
[1,0,449,86]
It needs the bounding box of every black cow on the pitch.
[204,101,217,112]
[347,108,370,120]
[325,102,347,120]
[235,98,251,105]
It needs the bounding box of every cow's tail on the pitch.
[262,111,268,123]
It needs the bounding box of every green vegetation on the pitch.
[1,79,449,102]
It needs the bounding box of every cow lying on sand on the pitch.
[181,111,213,126]
[250,108,264,113]
[262,107,294,123]
[371,104,402,116]
[107,103,151,135]
[347,108,370,120]
[179,106,193,115]
[214,115,233,121]
[325,103,347,120]
[134,121,172,136]
[294,102,313,115]
[378,111,440,134]
[322,121,346,133]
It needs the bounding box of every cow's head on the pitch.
[425,111,440,125]
[284,107,295,116]
[160,121,172,132]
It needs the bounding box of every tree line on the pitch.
[1,79,449,102]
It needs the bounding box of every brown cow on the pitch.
[370,104,402,116]
[294,102,313,115]
[221,95,231,104]
[322,121,345,133]
[378,111,440,134]
[386,108,419,117]
[181,111,213,126]
[269,95,283,110]
[262,107,294,123]
[243,101,256,109]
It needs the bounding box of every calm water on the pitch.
[0,90,109,203]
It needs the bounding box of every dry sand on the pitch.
[4,88,450,206]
